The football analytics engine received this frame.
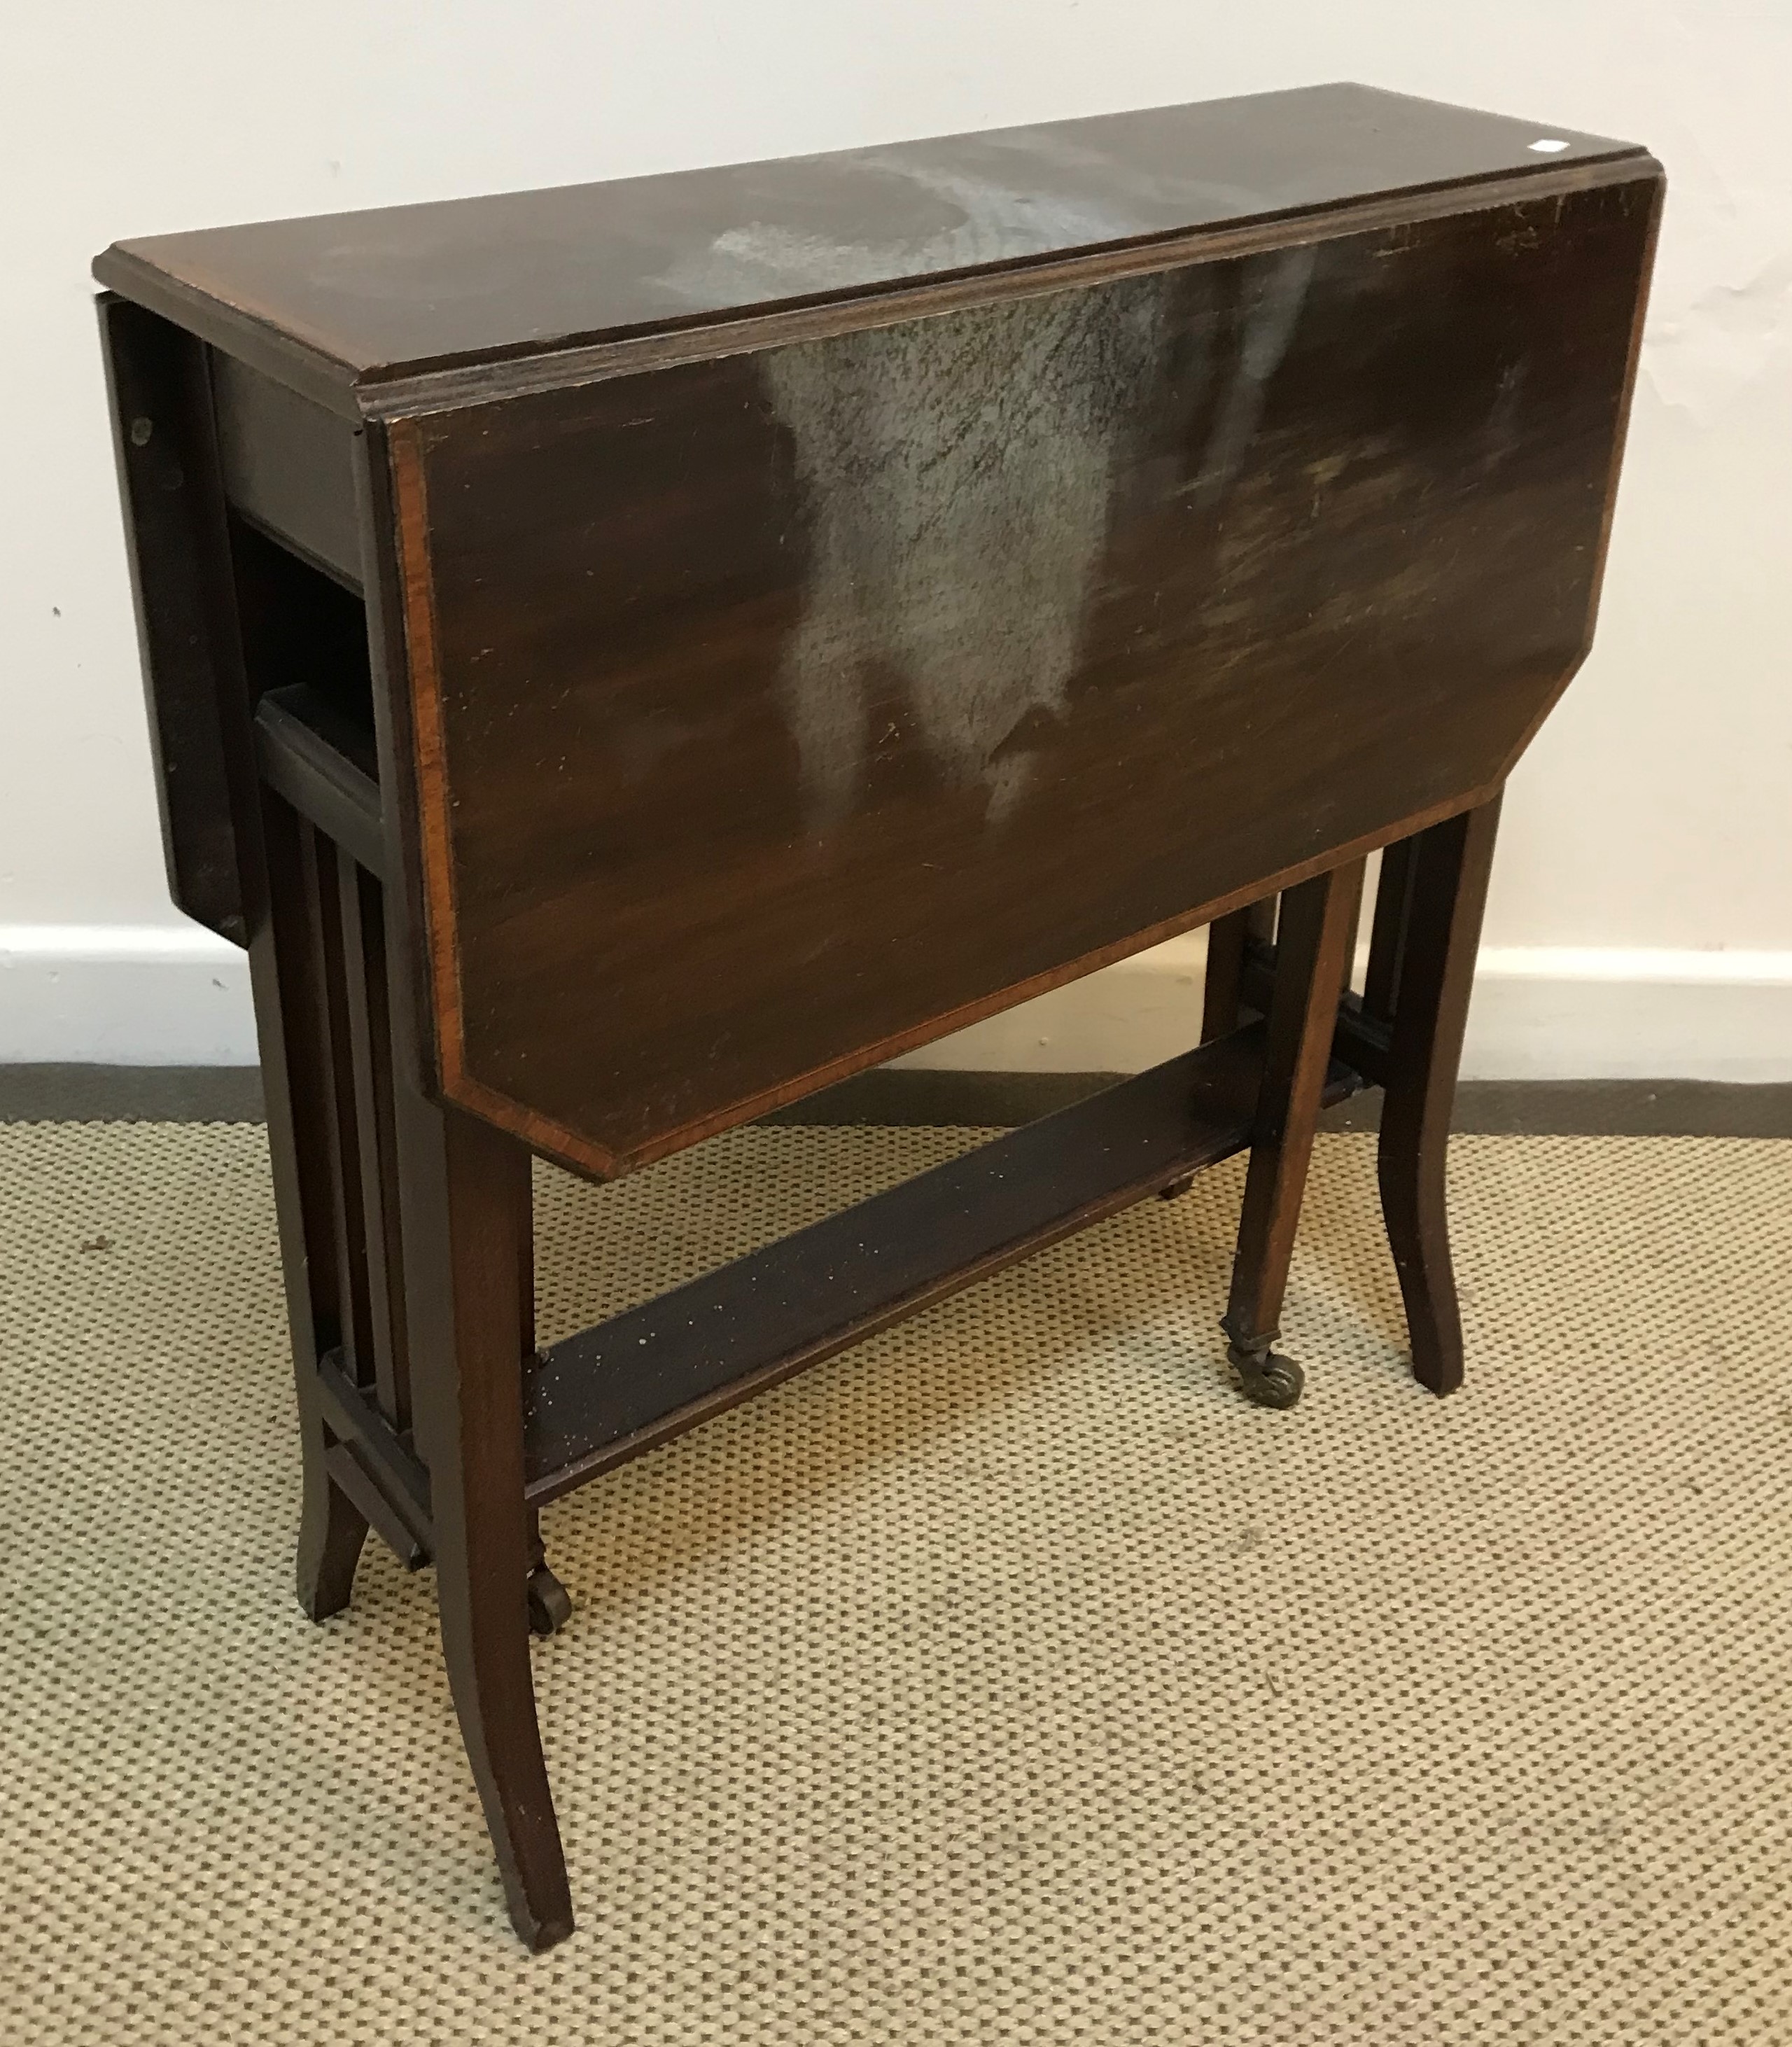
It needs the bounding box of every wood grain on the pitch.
[524,1021,1364,1498]
[388,424,467,1117]
[92,87,1664,1952]
[393,173,1658,1177]
[97,296,247,944]
[94,85,1644,403]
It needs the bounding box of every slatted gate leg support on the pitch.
[1157,897,1282,1204]
[1221,859,1366,1408]
[1369,794,1503,1396]
[262,790,371,1621]
[1199,895,1280,1048]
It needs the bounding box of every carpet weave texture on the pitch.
[2,1122,1788,2043]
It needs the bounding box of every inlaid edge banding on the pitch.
[387,426,470,1118]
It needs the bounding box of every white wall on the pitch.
[4,2,1788,1073]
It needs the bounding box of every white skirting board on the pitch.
[895,935,1792,1083]
[3,923,1791,1083]
[0,925,258,1068]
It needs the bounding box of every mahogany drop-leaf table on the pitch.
[96,83,1661,1948]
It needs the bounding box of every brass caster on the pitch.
[1228,1343,1305,1410]
[526,1563,573,1637]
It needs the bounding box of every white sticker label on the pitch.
[1528,138,1571,154]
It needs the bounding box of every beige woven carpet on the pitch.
[3,1122,1790,2043]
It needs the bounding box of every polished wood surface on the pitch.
[394,1087,572,1951]
[97,97,1660,1183]
[392,172,1657,1175]
[523,1018,1362,1502]
[211,351,360,587]
[97,297,246,943]
[94,87,1662,1948]
[96,85,1642,398]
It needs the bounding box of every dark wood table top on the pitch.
[94,85,1660,1179]
[95,84,1643,400]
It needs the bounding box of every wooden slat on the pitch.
[300,827,377,1384]
[253,684,384,874]
[325,1442,427,1570]
[1334,1000,1392,1091]
[1239,940,1392,1090]
[1200,909,1252,1045]
[315,1348,433,1551]
[337,862,413,1429]
[524,1024,1362,1502]
[1363,837,1419,1024]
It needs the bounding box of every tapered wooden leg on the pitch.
[396,1087,573,1950]
[1222,860,1365,1407]
[1372,795,1502,1395]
